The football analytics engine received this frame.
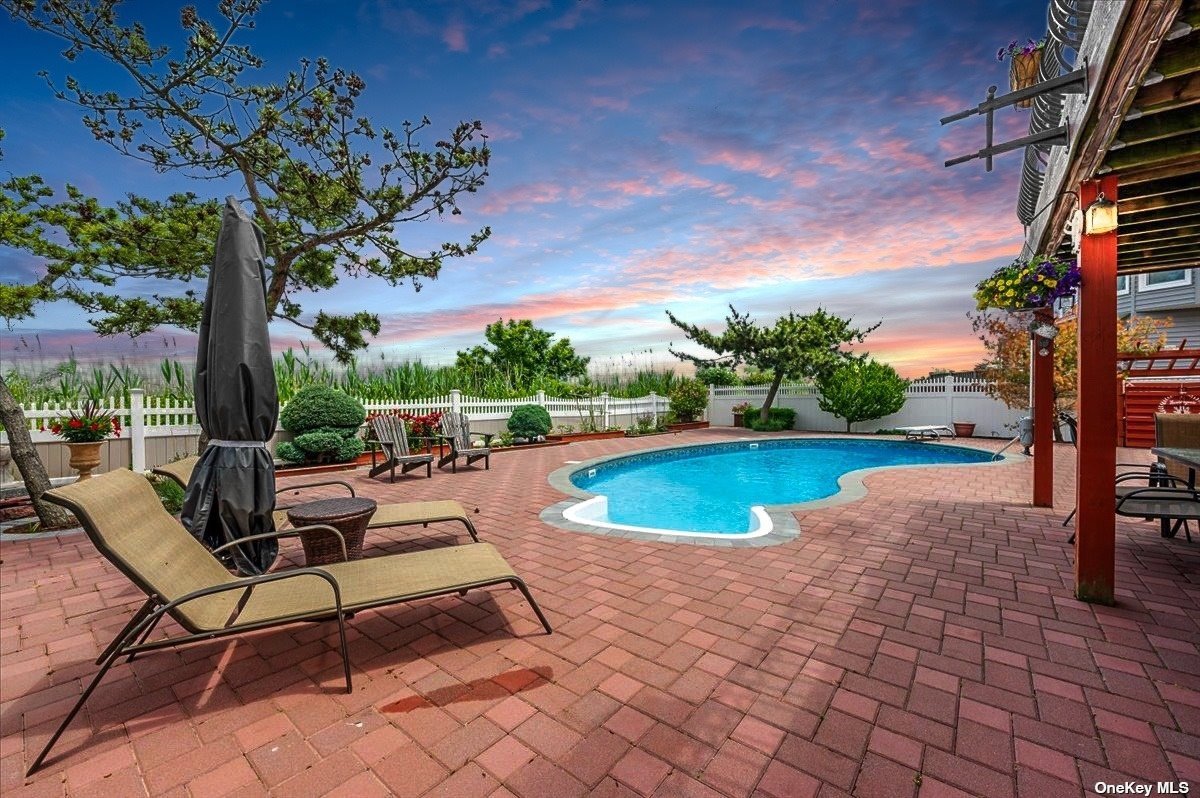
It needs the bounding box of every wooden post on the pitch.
[1033,309,1055,507]
[1074,175,1119,603]
[130,389,146,473]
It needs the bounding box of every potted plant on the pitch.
[48,401,122,480]
[731,402,751,428]
[953,422,976,437]
[973,255,1080,312]
[997,37,1047,108]
[667,379,710,430]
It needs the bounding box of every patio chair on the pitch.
[28,468,551,775]
[367,414,434,481]
[1155,413,1200,485]
[438,411,493,472]
[153,456,479,542]
[1114,471,1199,542]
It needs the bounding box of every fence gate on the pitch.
[1117,348,1200,448]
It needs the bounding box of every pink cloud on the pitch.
[442,21,468,52]
[479,181,564,215]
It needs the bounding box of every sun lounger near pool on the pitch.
[896,425,956,441]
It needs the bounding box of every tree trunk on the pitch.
[760,370,784,424]
[846,419,852,433]
[0,375,74,529]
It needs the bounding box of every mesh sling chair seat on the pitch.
[27,469,551,775]
[154,456,479,542]
[438,411,493,472]
[368,414,434,481]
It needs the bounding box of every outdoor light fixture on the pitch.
[1033,323,1057,357]
[1084,192,1118,235]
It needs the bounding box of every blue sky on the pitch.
[1,0,1048,377]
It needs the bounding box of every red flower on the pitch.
[68,419,83,429]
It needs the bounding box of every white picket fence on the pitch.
[708,375,1028,436]
[6,388,671,473]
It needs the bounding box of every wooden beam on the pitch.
[1118,199,1200,224]
[1131,71,1200,116]
[1103,132,1200,171]
[1155,33,1200,79]
[1118,253,1200,269]
[1119,224,1200,243]
[1031,0,1181,257]
[1119,186,1200,211]
[1120,172,1200,198]
[1119,207,1200,232]
[1075,176,1119,604]
[1113,106,1200,146]
[1114,152,1200,184]
[1120,240,1200,260]
[1033,308,1055,508]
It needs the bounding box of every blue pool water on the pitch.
[568,438,995,534]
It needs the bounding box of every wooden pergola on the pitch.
[1022,0,1199,602]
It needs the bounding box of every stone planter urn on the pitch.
[952,422,976,438]
[66,441,104,481]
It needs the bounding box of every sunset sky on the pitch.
[1,0,1048,378]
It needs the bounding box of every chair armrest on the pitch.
[1114,473,1189,487]
[138,567,344,634]
[211,524,348,562]
[276,479,356,506]
[472,432,495,445]
[1116,486,1200,514]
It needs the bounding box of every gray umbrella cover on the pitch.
[181,197,280,575]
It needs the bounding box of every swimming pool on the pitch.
[554,438,998,538]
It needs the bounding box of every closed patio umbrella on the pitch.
[181,197,279,575]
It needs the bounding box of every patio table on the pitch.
[1151,447,1200,488]
[286,497,377,565]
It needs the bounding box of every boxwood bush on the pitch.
[507,404,552,439]
[277,385,366,464]
[744,406,797,432]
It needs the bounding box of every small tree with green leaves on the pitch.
[666,306,879,424]
[817,359,908,432]
[456,319,589,382]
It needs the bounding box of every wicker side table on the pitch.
[286,497,378,565]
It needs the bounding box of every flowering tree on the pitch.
[971,312,1172,424]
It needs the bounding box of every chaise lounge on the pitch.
[28,468,551,775]
[154,455,480,542]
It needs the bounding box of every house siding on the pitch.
[1117,268,1199,347]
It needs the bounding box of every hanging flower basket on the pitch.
[973,255,1081,312]
[998,38,1047,109]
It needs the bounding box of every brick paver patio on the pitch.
[2,429,1197,797]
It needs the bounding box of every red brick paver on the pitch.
[2,431,1197,796]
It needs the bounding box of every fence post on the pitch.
[944,374,954,422]
[649,392,658,426]
[450,389,462,416]
[130,389,146,472]
[708,384,714,422]
[535,390,546,408]
[601,392,610,430]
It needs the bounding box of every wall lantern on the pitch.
[1084,192,1118,235]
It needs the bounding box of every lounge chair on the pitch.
[895,425,955,441]
[153,456,479,542]
[28,468,551,775]
[438,411,493,472]
[367,414,434,481]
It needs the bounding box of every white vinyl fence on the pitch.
[708,375,1029,437]
[5,388,670,478]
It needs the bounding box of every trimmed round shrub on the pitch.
[277,386,366,464]
[669,379,709,422]
[507,404,552,439]
[280,385,366,435]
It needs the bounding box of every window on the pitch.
[1117,275,1129,295]
[1138,269,1193,291]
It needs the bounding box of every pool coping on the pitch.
[541,434,1022,547]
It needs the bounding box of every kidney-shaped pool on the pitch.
[553,438,1000,539]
